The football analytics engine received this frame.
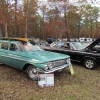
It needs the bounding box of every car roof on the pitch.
[0,38,28,43]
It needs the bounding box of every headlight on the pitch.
[66,58,71,63]
[44,65,49,70]
[44,63,53,70]
[49,65,53,69]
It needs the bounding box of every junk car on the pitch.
[0,38,71,80]
[42,38,100,70]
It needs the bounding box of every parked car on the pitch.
[42,38,100,70]
[49,41,85,50]
[28,39,37,45]
[0,38,71,80]
[46,38,56,44]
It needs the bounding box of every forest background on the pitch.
[0,0,100,40]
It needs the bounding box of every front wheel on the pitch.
[83,58,96,70]
[26,65,38,80]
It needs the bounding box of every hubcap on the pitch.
[86,60,94,68]
[28,68,38,79]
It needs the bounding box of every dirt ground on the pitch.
[0,63,100,100]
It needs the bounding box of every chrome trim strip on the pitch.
[39,63,70,73]
[0,54,28,62]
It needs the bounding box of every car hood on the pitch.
[21,50,70,63]
[85,38,100,50]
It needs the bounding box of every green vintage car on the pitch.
[0,38,71,80]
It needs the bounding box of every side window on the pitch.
[1,42,9,50]
[70,43,74,50]
[56,42,64,47]
[65,43,70,49]
[10,43,18,51]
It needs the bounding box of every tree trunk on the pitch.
[77,19,80,38]
[5,0,8,37]
[14,0,17,37]
[4,21,8,37]
[1,0,8,37]
[25,0,30,38]
[64,0,69,39]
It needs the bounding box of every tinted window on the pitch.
[1,42,9,50]
[65,43,70,48]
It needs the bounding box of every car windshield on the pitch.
[81,42,92,47]
[50,41,64,47]
[18,42,42,52]
[72,42,85,50]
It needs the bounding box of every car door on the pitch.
[7,42,20,68]
[60,42,83,62]
[0,41,9,64]
[7,42,27,70]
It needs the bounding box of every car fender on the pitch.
[82,56,96,62]
[22,63,34,70]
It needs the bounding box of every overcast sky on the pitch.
[39,0,100,21]
[39,0,100,7]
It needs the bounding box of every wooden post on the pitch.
[98,23,100,35]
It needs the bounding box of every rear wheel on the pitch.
[26,65,38,80]
[83,58,96,70]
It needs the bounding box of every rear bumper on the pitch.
[38,64,70,74]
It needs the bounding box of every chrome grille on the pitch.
[51,59,67,67]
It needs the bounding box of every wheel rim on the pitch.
[28,67,38,80]
[85,60,94,68]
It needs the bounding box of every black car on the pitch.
[50,41,85,50]
[42,38,100,70]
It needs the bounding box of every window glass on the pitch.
[10,43,18,51]
[1,42,9,50]
[65,43,70,48]
[56,42,64,47]
[18,42,42,52]
[72,42,85,50]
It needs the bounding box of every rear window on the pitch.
[1,42,9,50]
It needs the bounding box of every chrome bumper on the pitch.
[38,64,70,74]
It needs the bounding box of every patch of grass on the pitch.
[0,64,100,100]
[65,95,77,100]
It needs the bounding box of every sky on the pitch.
[39,0,100,7]
[39,0,100,21]
[9,0,100,21]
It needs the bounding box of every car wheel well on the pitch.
[82,57,96,63]
[22,64,32,70]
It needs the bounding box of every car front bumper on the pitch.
[38,63,70,74]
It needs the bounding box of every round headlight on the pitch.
[66,58,71,63]
[44,65,49,70]
[49,65,53,69]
